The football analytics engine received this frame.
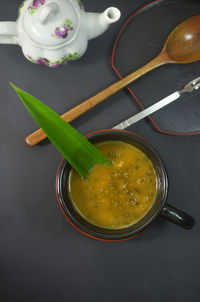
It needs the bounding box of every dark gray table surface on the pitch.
[1,0,200,301]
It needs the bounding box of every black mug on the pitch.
[56,129,195,241]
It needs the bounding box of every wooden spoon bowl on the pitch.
[164,15,200,63]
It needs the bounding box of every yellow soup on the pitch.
[69,141,157,229]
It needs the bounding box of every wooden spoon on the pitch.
[26,15,200,147]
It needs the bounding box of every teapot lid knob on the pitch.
[38,2,59,24]
[21,0,80,48]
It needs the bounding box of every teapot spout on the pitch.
[86,7,121,40]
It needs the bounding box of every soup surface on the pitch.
[69,141,157,229]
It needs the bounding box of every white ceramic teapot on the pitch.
[0,0,120,67]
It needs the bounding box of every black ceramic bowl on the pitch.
[56,129,195,241]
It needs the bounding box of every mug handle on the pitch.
[161,203,195,229]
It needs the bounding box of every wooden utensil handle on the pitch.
[25,55,165,147]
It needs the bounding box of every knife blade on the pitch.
[113,76,200,130]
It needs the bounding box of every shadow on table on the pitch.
[134,217,168,242]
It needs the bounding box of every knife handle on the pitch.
[113,91,181,130]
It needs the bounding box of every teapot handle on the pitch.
[0,22,18,44]
[38,2,59,24]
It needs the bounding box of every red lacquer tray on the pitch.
[112,0,200,135]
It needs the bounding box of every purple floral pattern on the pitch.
[76,0,84,10]
[28,0,46,15]
[27,52,79,67]
[53,19,74,39]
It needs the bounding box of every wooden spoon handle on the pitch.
[25,55,165,147]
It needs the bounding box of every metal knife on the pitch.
[113,76,200,130]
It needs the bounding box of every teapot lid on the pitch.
[20,0,81,48]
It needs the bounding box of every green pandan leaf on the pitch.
[10,83,112,179]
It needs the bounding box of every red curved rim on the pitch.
[111,0,200,136]
[55,129,151,242]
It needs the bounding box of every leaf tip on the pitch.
[10,82,24,94]
[10,82,18,93]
